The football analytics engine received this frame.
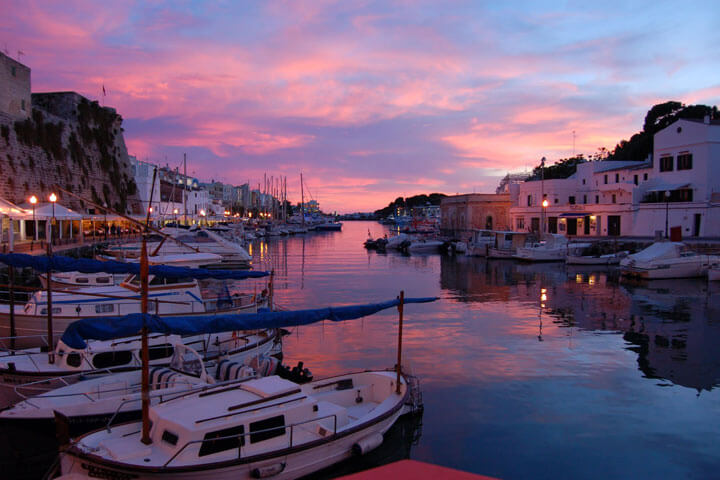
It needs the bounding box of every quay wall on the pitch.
[0,92,142,214]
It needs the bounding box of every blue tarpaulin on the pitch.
[61,297,437,349]
[0,253,269,280]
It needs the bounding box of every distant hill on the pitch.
[374,193,447,217]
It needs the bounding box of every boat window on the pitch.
[92,350,133,369]
[165,276,193,285]
[66,352,82,367]
[162,430,179,446]
[76,277,89,284]
[250,415,286,444]
[199,425,245,457]
[95,304,115,314]
[127,275,140,286]
[148,344,175,361]
[96,276,111,284]
[40,307,62,315]
[149,275,165,286]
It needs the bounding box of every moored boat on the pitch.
[58,370,417,480]
[620,241,719,279]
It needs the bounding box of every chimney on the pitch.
[704,115,710,124]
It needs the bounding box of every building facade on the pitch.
[0,52,31,119]
[509,117,720,238]
[440,193,511,237]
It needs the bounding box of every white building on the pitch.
[509,117,720,237]
[129,156,161,211]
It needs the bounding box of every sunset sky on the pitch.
[3,1,719,213]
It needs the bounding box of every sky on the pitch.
[3,1,719,213]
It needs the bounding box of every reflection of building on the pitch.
[439,194,511,237]
[510,117,720,237]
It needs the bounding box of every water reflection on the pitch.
[439,255,720,392]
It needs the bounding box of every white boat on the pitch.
[405,239,443,253]
[385,233,410,250]
[58,370,417,480]
[465,229,494,257]
[0,328,280,400]
[0,342,277,437]
[486,231,528,259]
[620,241,719,279]
[105,228,252,269]
[514,234,571,262]
[39,253,223,289]
[0,270,266,341]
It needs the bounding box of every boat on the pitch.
[0,342,278,438]
[513,234,573,262]
[486,231,529,259]
[0,328,281,401]
[620,241,720,279]
[57,370,418,480]
[39,253,223,289]
[105,227,252,269]
[465,229,494,257]
[404,238,443,254]
[385,233,410,250]
[566,247,630,265]
[709,264,720,281]
[315,221,343,231]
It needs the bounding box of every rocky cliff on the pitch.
[0,92,141,214]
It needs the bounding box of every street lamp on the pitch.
[200,209,206,226]
[173,208,179,225]
[29,195,37,243]
[102,202,108,241]
[49,193,57,245]
[665,190,671,239]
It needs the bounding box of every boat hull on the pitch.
[566,255,622,265]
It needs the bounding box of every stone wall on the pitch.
[0,92,142,214]
[0,52,31,119]
[440,193,511,237]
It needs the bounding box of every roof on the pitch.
[682,118,720,126]
[592,160,651,173]
[18,202,83,220]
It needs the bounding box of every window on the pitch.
[148,344,175,361]
[527,195,532,207]
[582,179,586,185]
[634,175,638,185]
[21,99,25,111]
[583,195,587,204]
[41,307,62,315]
[660,156,674,172]
[612,194,617,204]
[96,276,111,284]
[66,352,82,367]
[162,430,179,446]
[615,173,619,183]
[595,195,599,204]
[554,198,558,204]
[76,277,89,284]
[604,175,608,184]
[569,196,576,205]
[644,173,648,181]
[95,304,114,313]
[199,425,245,457]
[677,153,692,170]
[250,415,286,444]
[92,350,133,369]
[677,189,693,202]
[11,66,16,76]
[516,217,524,230]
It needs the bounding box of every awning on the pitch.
[644,183,690,193]
[559,213,587,218]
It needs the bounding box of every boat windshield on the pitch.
[170,344,204,378]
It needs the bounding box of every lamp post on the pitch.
[29,195,37,245]
[49,193,57,245]
[200,209,206,226]
[665,190,671,239]
[173,208,179,225]
[540,156,546,235]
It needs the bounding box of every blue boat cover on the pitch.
[61,297,437,349]
[0,253,268,280]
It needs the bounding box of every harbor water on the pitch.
[256,221,720,479]
[2,219,720,479]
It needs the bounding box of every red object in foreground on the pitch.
[339,460,499,480]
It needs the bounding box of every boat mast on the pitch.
[300,172,305,228]
[183,153,188,226]
[396,290,404,394]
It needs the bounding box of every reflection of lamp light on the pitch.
[29,195,37,242]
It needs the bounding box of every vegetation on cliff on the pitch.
[374,193,447,217]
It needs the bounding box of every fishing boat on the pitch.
[620,241,719,279]
[57,370,418,480]
[514,234,577,262]
[486,231,528,259]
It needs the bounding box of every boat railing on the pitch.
[12,367,123,405]
[163,412,339,467]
